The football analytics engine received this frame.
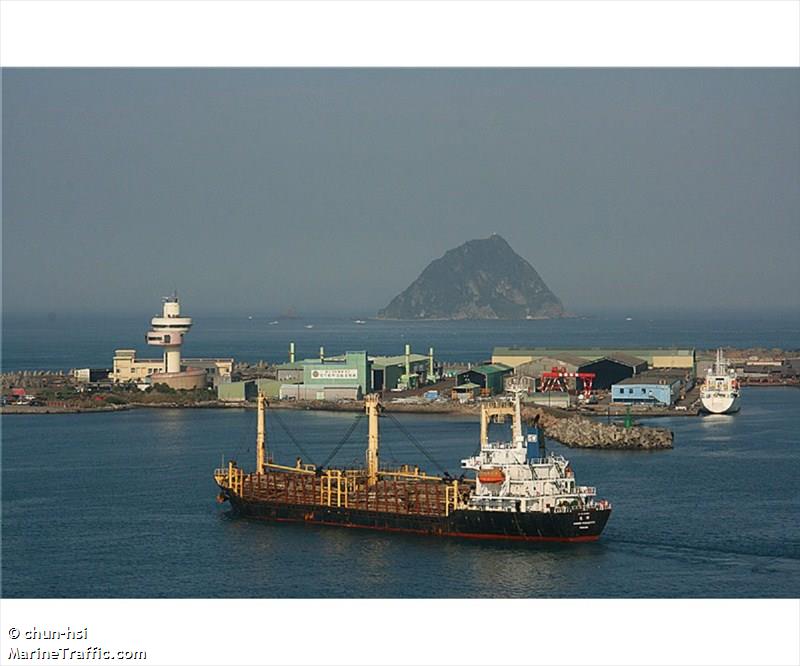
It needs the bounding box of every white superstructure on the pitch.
[700,349,741,414]
[460,391,609,514]
[146,294,193,374]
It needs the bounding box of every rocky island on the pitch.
[378,234,565,320]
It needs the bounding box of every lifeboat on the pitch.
[478,467,505,484]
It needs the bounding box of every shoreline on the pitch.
[0,398,674,450]
[3,383,794,418]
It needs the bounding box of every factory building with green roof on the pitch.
[456,363,513,396]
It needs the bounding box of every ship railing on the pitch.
[528,455,568,466]
[320,469,348,508]
[265,461,316,476]
[577,486,596,495]
[214,466,244,495]
[444,480,465,516]
[380,467,444,482]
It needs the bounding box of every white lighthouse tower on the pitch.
[146,293,193,374]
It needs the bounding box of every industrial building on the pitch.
[274,342,304,383]
[114,350,232,387]
[303,350,371,392]
[451,382,480,402]
[274,363,304,384]
[371,345,438,390]
[112,350,165,383]
[577,354,648,390]
[510,354,588,392]
[218,380,258,402]
[611,369,692,406]
[274,347,372,400]
[112,295,233,389]
[493,347,695,372]
[273,342,439,399]
[456,363,513,396]
[73,368,111,383]
[280,384,362,401]
[218,378,281,402]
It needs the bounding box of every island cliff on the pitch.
[378,234,565,320]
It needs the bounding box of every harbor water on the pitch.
[2,387,799,598]
[3,312,800,371]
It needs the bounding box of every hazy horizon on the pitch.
[4,304,799,320]
[4,69,799,317]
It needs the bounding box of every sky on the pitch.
[3,68,799,316]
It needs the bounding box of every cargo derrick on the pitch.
[215,391,612,542]
[215,393,468,524]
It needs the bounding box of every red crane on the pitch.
[540,367,596,399]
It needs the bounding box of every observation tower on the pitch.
[146,293,193,373]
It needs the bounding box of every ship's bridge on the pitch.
[461,440,527,470]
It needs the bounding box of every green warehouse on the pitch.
[302,351,372,394]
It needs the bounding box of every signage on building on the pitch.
[311,368,358,380]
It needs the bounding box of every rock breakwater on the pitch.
[530,412,674,450]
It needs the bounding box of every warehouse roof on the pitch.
[370,353,429,369]
[463,363,513,376]
[582,353,647,369]
[616,369,688,385]
[274,362,305,370]
[541,353,590,367]
[493,347,694,361]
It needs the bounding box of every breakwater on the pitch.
[1,397,674,450]
[532,412,673,450]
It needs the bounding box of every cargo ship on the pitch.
[214,392,611,542]
[701,349,741,414]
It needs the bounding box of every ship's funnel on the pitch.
[289,341,295,364]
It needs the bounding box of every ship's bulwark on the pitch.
[224,489,611,542]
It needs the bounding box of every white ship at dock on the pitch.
[700,349,741,414]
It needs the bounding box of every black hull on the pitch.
[223,491,610,542]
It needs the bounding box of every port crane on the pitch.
[539,366,596,399]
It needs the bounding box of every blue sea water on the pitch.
[2,312,800,371]
[2,387,799,598]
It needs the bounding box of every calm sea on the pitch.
[2,312,800,371]
[2,387,799,598]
